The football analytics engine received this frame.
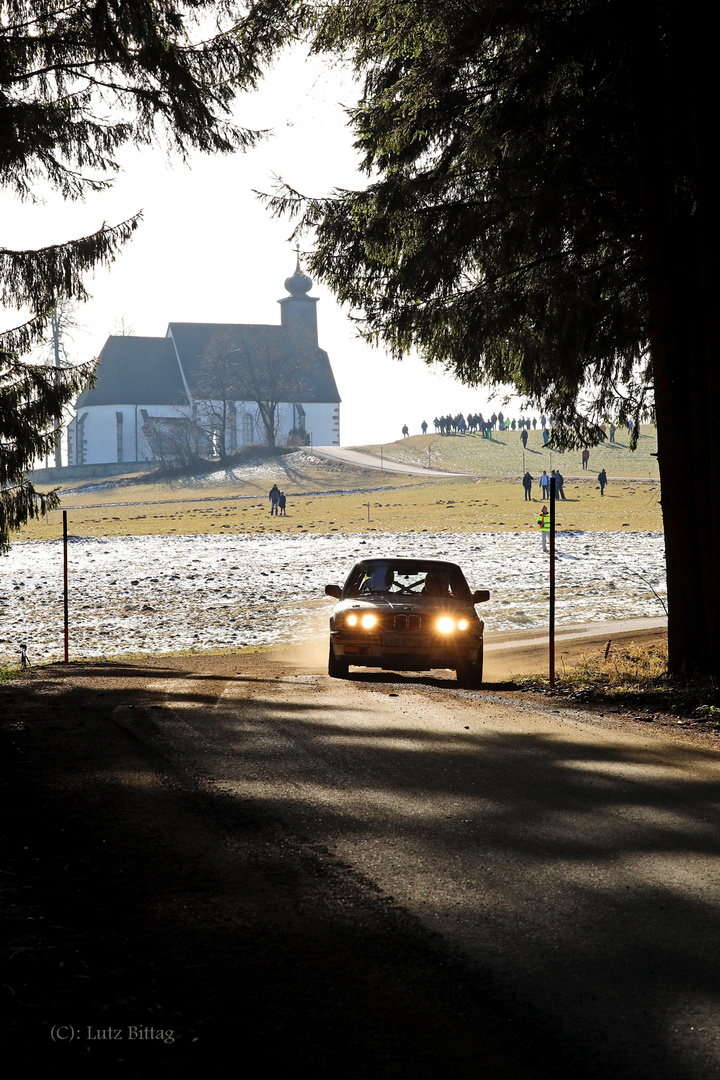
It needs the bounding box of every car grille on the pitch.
[391,614,423,631]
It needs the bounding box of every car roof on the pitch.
[350,557,462,571]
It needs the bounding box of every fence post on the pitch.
[549,478,556,687]
[63,510,69,663]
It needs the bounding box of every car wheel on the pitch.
[328,643,349,679]
[457,648,483,688]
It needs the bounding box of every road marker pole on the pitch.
[63,510,69,663]
[549,478,556,687]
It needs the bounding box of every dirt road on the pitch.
[3,628,719,1078]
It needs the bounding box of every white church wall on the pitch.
[301,403,340,446]
[77,404,181,465]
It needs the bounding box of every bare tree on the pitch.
[192,333,242,460]
[113,315,135,337]
[40,303,82,467]
[196,329,313,451]
[141,414,202,470]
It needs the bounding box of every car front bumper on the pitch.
[330,626,483,671]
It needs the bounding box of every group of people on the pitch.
[524,467,608,501]
[522,469,567,501]
[268,484,287,516]
[406,415,637,444]
[403,413,552,437]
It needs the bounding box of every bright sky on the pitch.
[3,43,516,448]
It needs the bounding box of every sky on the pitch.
[3,43,516,450]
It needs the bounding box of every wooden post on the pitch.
[62,510,69,663]
[549,477,556,687]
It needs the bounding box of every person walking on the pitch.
[521,427,528,449]
[269,483,281,515]
[581,448,590,470]
[279,491,287,515]
[598,468,607,496]
[522,472,533,500]
[402,424,409,438]
[538,505,550,553]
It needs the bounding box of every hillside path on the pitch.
[313,444,465,475]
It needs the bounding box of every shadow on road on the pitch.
[3,658,719,1079]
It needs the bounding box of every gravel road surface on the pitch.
[3,632,718,1078]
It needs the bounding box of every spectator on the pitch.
[581,448,590,470]
[538,505,550,553]
[540,470,551,499]
[521,428,528,449]
[542,427,550,445]
[279,491,287,515]
[402,424,409,437]
[421,420,428,435]
[269,484,281,515]
[598,469,607,496]
[523,472,533,500]
[554,469,567,500]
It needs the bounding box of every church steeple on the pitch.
[278,245,318,341]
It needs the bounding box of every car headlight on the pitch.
[437,617,470,633]
[345,612,377,629]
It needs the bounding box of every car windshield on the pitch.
[344,560,471,600]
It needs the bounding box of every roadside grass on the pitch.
[0,665,20,684]
[520,641,720,729]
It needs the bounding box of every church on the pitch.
[68,258,341,466]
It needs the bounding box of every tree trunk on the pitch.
[635,5,720,675]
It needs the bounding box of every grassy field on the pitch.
[363,425,660,479]
[17,431,662,542]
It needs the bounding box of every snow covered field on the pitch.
[1,531,666,665]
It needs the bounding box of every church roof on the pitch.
[76,336,188,407]
[167,322,340,403]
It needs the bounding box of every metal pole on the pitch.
[63,510,69,662]
[549,477,556,687]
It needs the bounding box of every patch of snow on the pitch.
[0,531,666,664]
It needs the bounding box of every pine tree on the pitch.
[1,0,305,551]
[266,0,720,675]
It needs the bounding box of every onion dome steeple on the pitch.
[284,247,313,297]
[278,245,319,342]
